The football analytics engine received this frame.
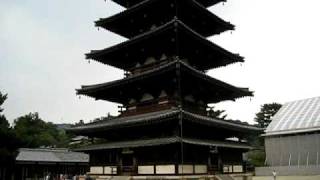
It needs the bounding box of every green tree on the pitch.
[0,92,9,132]
[246,103,282,167]
[0,91,10,153]
[14,113,70,148]
[247,150,266,167]
[0,91,18,151]
[207,106,227,120]
[0,91,22,179]
[0,91,7,113]
[254,103,282,128]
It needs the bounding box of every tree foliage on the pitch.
[14,112,70,148]
[0,91,9,132]
[254,103,282,128]
[0,92,21,169]
[245,103,282,167]
[207,106,227,120]
[247,149,266,167]
[0,91,7,113]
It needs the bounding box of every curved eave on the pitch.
[182,110,262,133]
[180,61,253,100]
[76,61,252,103]
[74,137,252,152]
[96,0,234,38]
[86,19,243,71]
[196,0,227,7]
[76,60,177,103]
[111,0,226,8]
[176,20,243,63]
[66,109,261,135]
[66,109,180,134]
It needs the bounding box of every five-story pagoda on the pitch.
[68,0,261,176]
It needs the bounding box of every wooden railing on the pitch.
[121,99,175,117]
[120,99,210,117]
[125,59,171,77]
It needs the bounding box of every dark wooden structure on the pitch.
[68,0,261,176]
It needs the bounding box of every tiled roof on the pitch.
[67,109,261,134]
[265,96,320,136]
[67,109,180,133]
[96,0,233,38]
[111,0,225,8]
[77,60,176,93]
[182,110,261,132]
[74,137,252,151]
[77,60,252,103]
[75,137,178,151]
[86,19,243,71]
[16,148,89,163]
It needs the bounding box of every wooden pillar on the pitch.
[21,167,24,180]
[218,155,223,173]
[175,163,178,174]
[133,156,137,175]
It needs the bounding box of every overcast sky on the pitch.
[1,0,320,125]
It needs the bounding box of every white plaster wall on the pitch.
[223,165,233,173]
[103,166,117,174]
[178,165,193,174]
[138,165,154,174]
[89,166,103,174]
[194,165,207,174]
[233,165,243,173]
[155,165,175,174]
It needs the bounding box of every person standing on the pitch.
[272,170,277,180]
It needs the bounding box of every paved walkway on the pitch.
[253,176,320,180]
[216,175,234,180]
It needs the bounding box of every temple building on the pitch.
[67,0,261,176]
[15,148,89,179]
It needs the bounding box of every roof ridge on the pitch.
[68,108,180,130]
[86,19,242,70]
[78,60,252,101]
[179,60,252,95]
[266,96,320,136]
[111,0,226,8]
[67,108,261,134]
[19,148,69,152]
[78,60,178,92]
[86,19,176,59]
[96,0,233,38]
[181,110,261,131]
[73,135,252,152]
[284,96,320,105]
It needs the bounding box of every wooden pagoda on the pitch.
[68,0,261,176]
